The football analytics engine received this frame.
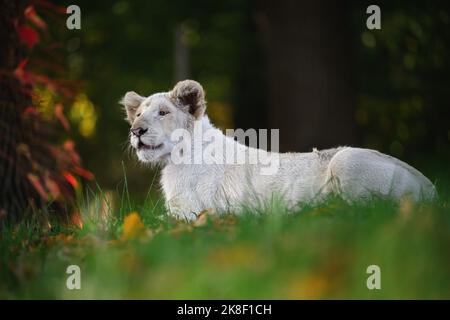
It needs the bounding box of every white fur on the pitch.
[122,80,437,220]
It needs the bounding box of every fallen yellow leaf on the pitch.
[285,274,329,299]
[121,212,145,240]
[192,208,215,227]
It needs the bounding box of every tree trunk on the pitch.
[0,0,43,221]
[258,0,358,152]
[174,23,190,82]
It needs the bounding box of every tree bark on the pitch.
[258,0,358,152]
[0,0,42,221]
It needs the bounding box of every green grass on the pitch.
[1,191,450,299]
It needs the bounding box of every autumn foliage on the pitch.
[0,0,92,224]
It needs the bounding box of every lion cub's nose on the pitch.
[130,127,148,137]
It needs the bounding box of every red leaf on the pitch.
[25,6,47,30]
[44,174,61,199]
[17,25,40,48]
[64,139,75,150]
[54,103,70,131]
[63,140,81,164]
[16,58,28,70]
[27,173,49,201]
[22,106,38,117]
[14,59,29,80]
[34,0,67,14]
[63,172,79,189]
[74,166,95,180]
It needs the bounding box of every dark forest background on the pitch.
[63,0,450,197]
[2,0,450,220]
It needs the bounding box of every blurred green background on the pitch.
[54,0,450,200]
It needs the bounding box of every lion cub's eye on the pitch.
[136,113,141,117]
[159,110,169,116]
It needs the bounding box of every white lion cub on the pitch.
[121,80,436,220]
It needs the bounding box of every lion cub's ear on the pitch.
[120,91,144,124]
[170,80,206,119]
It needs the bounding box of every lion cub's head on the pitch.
[121,80,206,163]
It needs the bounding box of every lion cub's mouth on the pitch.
[137,141,163,150]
